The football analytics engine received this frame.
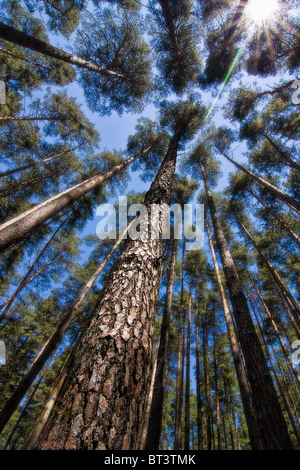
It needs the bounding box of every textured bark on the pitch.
[217,147,300,215]
[0,147,150,255]
[174,242,185,450]
[0,21,126,79]
[184,280,192,451]
[35,135,179,450]
[206,220,263,449]
[199,159,292,450]
[145,238,178,449]
[237,218,300,330]
[0,223,131,435]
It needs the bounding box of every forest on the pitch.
[0,0,299,452]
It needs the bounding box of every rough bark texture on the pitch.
[199,159,293,450]
[34,136,179,450]
[0,148,150,255]
[145,238,178,450]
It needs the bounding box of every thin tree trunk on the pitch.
[206,220,263,449]
[174,242,185,450]
[199,159,292,450]
[0,146,151,255]
[0,219,66,324]
[246,188,300,248]
[3,351,55,449]
[246,269,300,388]
[257,131,300,172]
[203,304,212,450]
[34,134,180,450]
[145,238,178,450]
[217,147,300,215]
[213,317,221,451]
[236,217,300,330]
[195,281,203,450]
[157,1,181,58]
[0,142,85,179]
[139,353,158,450]
[0,21,126,79]
[184,280,192,451]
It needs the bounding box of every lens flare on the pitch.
[246,0,279,24]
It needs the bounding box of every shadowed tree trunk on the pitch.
[206,220,262,449]
[199,158,292,450]
[174,242,185,450]
[184,279,192,451]
[145,237,178,449]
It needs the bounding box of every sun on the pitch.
[246,0,279,24]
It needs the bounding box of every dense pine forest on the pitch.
[0,0,299,452]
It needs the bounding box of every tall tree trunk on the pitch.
[145,238,178,449]
[0,221,132,436]
[217,147,300,215]
[34,135,180,450]
[0,147,151,255]
[246,269,300,387]
[206,220,263,449]
[194,281,203,450]
[236,217,300,330]
[139,353,158,450]
[213,317,221,451]
[199,159,292,450]
[174,242,185,450]
[0,142,85,179]
[184,280,192,451]
[202,304,212,450]
[257,131,300,172]
[0,21,126,79]
[246,188,300,248]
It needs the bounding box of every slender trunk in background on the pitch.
[257,131,300,172]
[213,317,221,450]
[206,220,263,449]
[34,135,180,450]
[249,295,300,448]
[0,142,85,179]
[202,304,212,450]
[3,351,55,449]
[139,353,158,450]
[0,147,151,255]
[246,188,300,248]
[0,220,66,325]
[217,148,300,214]
[194,282,203,450]
[145,238,178,450]
[199,159,292,450]
[174,242,185,450]
[184,280,192,451]
[237,217,300,330]
[0,221,132,436]
[0,21,126,79]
